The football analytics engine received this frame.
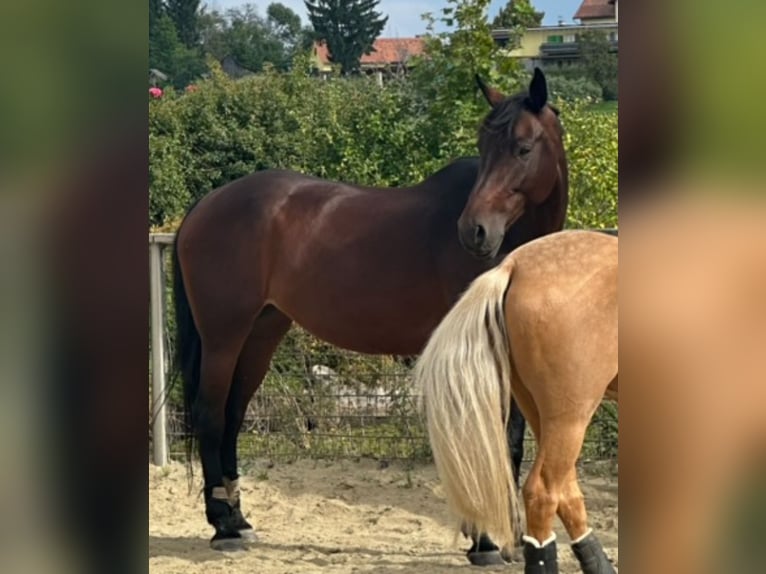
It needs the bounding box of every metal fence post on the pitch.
[150,240,168,466]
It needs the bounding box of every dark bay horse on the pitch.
[172,68,568,559]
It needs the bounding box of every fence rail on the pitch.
[149,229,618,467]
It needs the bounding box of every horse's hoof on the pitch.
[467,550,507,566]
[210,533,246,552]
[500,545,522,563]
[238,528,258,543]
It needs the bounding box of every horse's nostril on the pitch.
[475,225,487,245]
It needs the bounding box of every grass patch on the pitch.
[586,100,618,114]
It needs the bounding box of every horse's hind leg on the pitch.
[557,469,616,574]
[521,419,589,573]
[219,306,292,541]
[499,382,543,563]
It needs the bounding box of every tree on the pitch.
[150,14,182,74]
[577,29,618,100]
[268,2,302,43]
[267,3,313,64]
[491,0,544,51]
[166,0,201,49]
[409,0,522,158]
[150,0,165,33]
[305,0,388,74]
[198,4,309,72]
[150,0,167,67]
[493,0,544,29]
[149,14,206,88]
[197,9,229,61]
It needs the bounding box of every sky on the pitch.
[209,0,583,37]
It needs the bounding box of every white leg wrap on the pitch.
[571,528,594,545]
[222,477,241,504]
[211,486,229,501]
[522,532,557,548]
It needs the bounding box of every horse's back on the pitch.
[177,168,362,247]
[505,230,617,292]
[178,158,485,253]
[193,168,340,212]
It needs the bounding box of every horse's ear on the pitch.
[527,67,548,113]
[475,74,505,107]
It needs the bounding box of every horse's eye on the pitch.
[518,145,532,157]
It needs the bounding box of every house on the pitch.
[574,0,617,24]
[312,38,425,80]
[219,55,256,79]
[149,68,168,87]
[493,0,617,70]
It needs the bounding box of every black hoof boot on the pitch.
[223,478,257,543]
[230,501,257,543]
[571,530,615,574]
[522,534,559,574]
[206,487,246,551]
[210,527,245,551]
[467,533,507,566]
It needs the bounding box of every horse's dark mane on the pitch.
[480,89,561,147]
[480,92,530,145]
[423,156,480,195]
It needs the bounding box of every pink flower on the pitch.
[149,87,163,98]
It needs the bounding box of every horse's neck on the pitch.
[500,163,569,254]
[540,162,569,232]
[421,157,480,214]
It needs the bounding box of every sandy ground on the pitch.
[149,460,618,573]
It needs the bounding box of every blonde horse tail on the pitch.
[415,259,518,549]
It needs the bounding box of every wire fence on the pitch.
[158,337,618,467]
[150,231,619,469]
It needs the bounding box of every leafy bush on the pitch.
[545,75,602,103]
[577,29,619,101]
[150,63,617,230]
[149,59,440,226]
[558,99,618,229]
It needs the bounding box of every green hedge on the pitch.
[546,75,603,104]
[150,61,617,230]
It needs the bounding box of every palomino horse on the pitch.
[417,230,617,574]
[172,68,568,558]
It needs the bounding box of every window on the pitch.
[547,35,563,43]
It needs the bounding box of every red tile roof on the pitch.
[574,0,616,20]
[315,38,425,67]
